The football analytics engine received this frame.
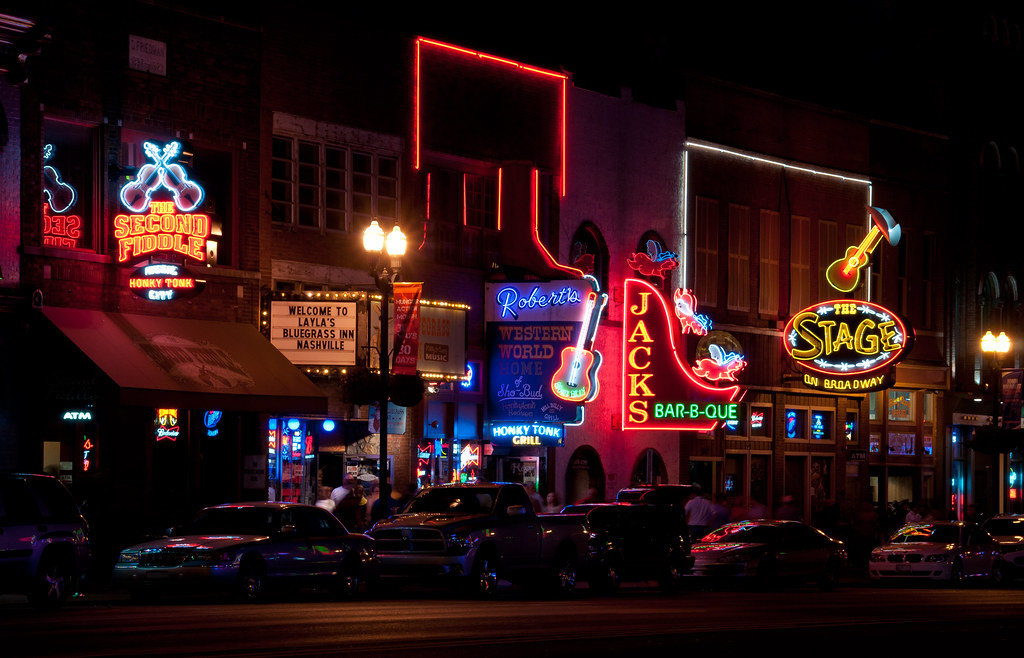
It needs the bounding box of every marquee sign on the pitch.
[271,301,357,366]
[622,278,741,431]
[128,263,206,301]
[486,278,607,425]
[783,300,913,392]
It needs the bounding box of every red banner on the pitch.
[392,282,422,375]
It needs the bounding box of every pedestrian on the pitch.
[710,494,730,530]
[528,482,545,513]
[775,495,801,521]
[544,491,561,514]
[315,485,336,514]
[685,488,714,541]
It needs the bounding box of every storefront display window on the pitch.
[923,392,934,423]
[43,119,96,251]
[887,390,914,422]
[869,392,879,421]
[869,432,880,453]
[923,434,933,456]
[845,412,857,442]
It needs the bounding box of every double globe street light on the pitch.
[981,330,1012,425]
[363,219,407,512]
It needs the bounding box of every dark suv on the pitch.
[562,502,694,592]
[0,473,90,606]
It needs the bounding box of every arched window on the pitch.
[569,222,609,293]
[630,448,668,485]
[565,445,606,505]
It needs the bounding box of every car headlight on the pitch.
[118,550,140,564]
[925,554,949,563]
[447,530,476,554]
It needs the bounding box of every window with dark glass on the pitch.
[42,119,96,251]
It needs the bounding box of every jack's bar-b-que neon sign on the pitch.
[622,278,739,431]
[783,300,913,393]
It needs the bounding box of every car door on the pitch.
[494,486,541,570]
[776,523,830,578]
[0,477,43,588]
[963,525,998,577]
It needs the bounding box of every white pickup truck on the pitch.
[369,482,587,595]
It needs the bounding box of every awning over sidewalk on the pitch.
[42,307,327,414]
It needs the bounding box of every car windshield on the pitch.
[699,523,778,544]
[403,488,496,514]
[177,507,277,536]
[889,524,960,543]
[985,518,1024,536]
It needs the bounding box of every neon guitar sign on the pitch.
[120,141,204,213]
[551,291,601,402]
[826,206,901,293]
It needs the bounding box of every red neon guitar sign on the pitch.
[550,291,599,402]
[825,206,901,293]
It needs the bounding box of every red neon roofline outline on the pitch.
[621,278,740,431]
[414,37,566,196]
[533,168,584,277]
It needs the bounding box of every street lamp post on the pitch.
[363,219,407,514]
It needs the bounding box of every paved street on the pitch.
[4,579,1024,656]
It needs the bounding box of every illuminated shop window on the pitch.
[785,408,806,439]
[845,412,857,442]
[869,391,879,421]
[888,432,916,456]
[887,390,915,423]
[749,405,773,439]
[869,432,880,453]
[43,119,96,251]
[810,410,833,441]
[923,434,933,456]
[272,134,398,233]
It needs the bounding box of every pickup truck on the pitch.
[368,482,588,595]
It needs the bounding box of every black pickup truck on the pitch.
[369,482,588,595]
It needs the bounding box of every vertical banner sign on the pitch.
[1002,369,1023,430]
[392,282,423,376]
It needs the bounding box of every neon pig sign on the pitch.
[115,141,209,263]
[783,300,914,393]
[622,278,740,431]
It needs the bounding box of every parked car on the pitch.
[615,484,700,507]
[559,502,693,592]
[113,502,378,601]
[869,521,1004,585]
[369,483,588,595]
[983,514,1024,580]
[690,519,846,590]
[0,472,90,607]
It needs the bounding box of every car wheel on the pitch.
[553,552,578,595]
[659,554,684,594]
[950,560,965,587]
[819,558,841,592]
[236,559,266,602]
[334,558,361,599]
[469,552,499,597]
[29,554,71,608]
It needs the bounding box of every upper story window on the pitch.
[694,196,719,308]
[464,173,496,229]
[272,136,398,233]
[42,119,97,252]
[758,209,780,316]
[789,215,810,314]
[569,222,609,294]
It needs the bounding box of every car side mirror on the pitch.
[506,505,528,516]
[279,524,298,535]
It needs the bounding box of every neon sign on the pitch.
[550,292,601,402]
[627,239,678,283]
[156,408,180,441]
[784,300,913,392]
[750,411,765,430]
[43,144,78,213]
[128,263,205,301]
[120,141,204,213]
[62,410,93,421]
[489,421,564,447]
[113,200,209,263]
[43,203,83,249]
[825,206,901,293]
[493,284,583,320]
[622,278,740,431]
[204,410,222,437]
[82,436,94,472]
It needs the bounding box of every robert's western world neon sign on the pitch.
[622,278,741,431]
[783,300,913,392]
[115,141,209,263]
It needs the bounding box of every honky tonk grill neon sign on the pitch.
[783,300,913,392]
[622,278,740,431]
